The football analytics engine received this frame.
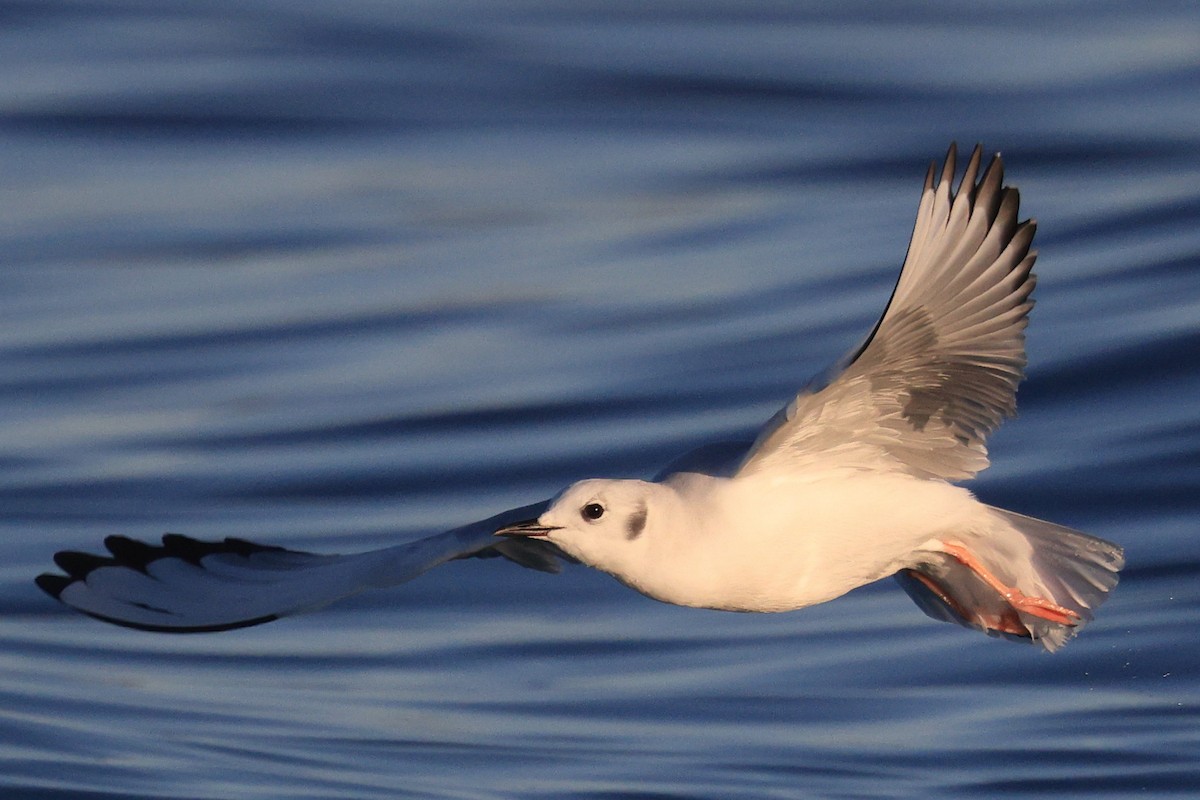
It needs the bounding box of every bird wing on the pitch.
[35,501,557,632]
[737,144,1037,482]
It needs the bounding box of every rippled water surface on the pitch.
[2,2,1199,798]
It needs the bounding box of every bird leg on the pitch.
[940,541,1080,627]
[903,568,1028,636]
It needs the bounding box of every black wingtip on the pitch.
[45,533,298,587]
[104,535,162,573]
[72,608,283,634]
[53,550,115,579]
[157,533,292,564]
[957,145,984,200]
[940,142,958,186]
[35,572,73,600]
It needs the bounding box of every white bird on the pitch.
[38,144,1123,651]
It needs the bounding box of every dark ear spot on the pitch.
[625,503,648,540]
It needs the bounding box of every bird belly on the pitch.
[642,474,985,613]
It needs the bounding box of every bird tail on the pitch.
[896,508,1124,651]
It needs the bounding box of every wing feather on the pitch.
[738,144,1037,481]
[35,502,557,632]
[37,143,1043,635]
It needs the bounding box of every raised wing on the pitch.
[738,144,1036,481]
[35,501,558,632]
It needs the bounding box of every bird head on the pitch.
[494,478,655,571]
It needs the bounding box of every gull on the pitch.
[37,144,1124,651]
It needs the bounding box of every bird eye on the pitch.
[581,503,605,521]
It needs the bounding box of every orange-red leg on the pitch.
[905,568,1028,636]
[940,541,1080,627]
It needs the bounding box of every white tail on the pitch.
[898,508,1124,651]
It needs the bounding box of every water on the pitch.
[2,1,1199,797]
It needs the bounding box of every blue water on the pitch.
[2,2,1199,797]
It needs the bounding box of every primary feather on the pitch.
[37,503,556,632]
[739,144,1035,480]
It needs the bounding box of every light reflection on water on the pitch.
[2,1,1199,798]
